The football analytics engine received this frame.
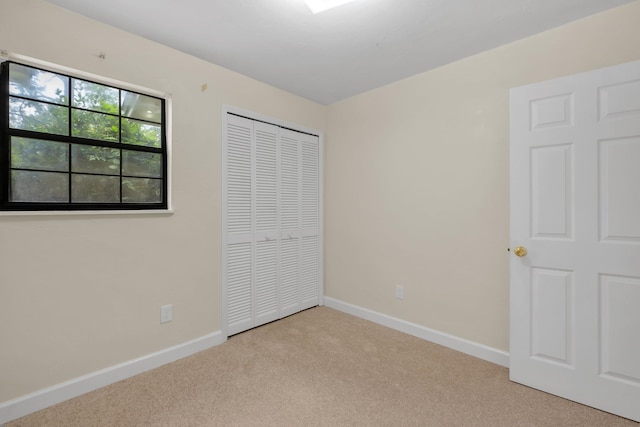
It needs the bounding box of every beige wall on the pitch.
[0,0,325,402]
[2,0,639,407]
[325,1,640,352]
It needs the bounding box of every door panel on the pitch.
[279,130,302,316]
[598,79,640,121]
[300,133,320,309]
[280,133,300,232]
[224,115,254,336]
[599,137,640,241]
[253,122,279,326]
[301,235,320,308]
[530,93,573,130]
[226,119,253,236]
[530,267,573,366]
[301,136,319,231]
[255,124,278,232]
[280,236,300,316]
[530,144,574,239]
[599,274,640,384]
[510,60,640,422]
[255,238,278,326]
[226,241,253,335]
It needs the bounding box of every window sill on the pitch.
[0,209,174,217]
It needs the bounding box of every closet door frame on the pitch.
[221,105,324,339]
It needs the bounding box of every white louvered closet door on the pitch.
[253,122,279,327]
[279,130,302,317]
[224,113,321,336]
[225,114,254,335]
[299,132,320,310]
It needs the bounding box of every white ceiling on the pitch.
[44,0,634,105]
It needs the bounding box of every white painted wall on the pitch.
[0,0,325,403]
[324,1,640,352]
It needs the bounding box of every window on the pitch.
[0,61,167,211]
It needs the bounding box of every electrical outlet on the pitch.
[395,285,404,300]
[160,304,173,323]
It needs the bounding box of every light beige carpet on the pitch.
[8,307,638,426]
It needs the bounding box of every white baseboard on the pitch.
[0,331,225,425]
[1,303,509,424]
[323,297,510,368]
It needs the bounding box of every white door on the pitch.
[299,130,321,311]
[223,112,321,336]
[510,60,640,422]
[224,114,254,335]
[278,128,321,316]
[279,129,301,316]
[253,121,280,327]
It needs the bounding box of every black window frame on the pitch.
[0,60,168,211]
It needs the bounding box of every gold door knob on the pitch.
[513,246,527,257]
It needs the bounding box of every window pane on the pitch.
[11,170,69,202]
[71,145,120,175]
[121,91,161,123]
[72,79,119,114]
[122,150,161,178]
[122,119,161,148]
[72,109,119,142]
[72,174,119,203]
[9,98,69,135]
[122,178,162,203]
[11,137,69,172]
[9,63,69,105]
